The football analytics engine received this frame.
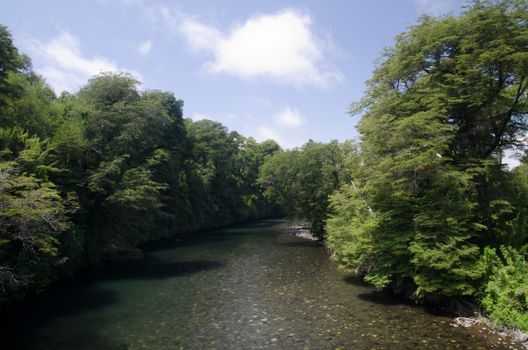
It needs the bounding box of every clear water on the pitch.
[0,219,521,349]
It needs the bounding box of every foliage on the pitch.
[328,0,528,308]
[0,2,528,335]
[259,140,356,236]
[480,245,528,331]
[0,28,283,302]
[327,183,381,279]
[509,164,528,247]
[0,161,72,303]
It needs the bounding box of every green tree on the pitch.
[0,161,72,303]
[479,245,528,330]
[0,24,30,106]
[328,0,528,299]
[259,140,355,236]
[78,74,178,257]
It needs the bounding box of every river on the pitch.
[0,219,521,349]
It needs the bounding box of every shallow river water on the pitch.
[0,219,522,349]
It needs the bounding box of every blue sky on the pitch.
[2,0,466,149]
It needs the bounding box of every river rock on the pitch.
[507,331,528,346]
[287,224,319,241]
[453,317,480,328]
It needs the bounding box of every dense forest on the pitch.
[0,24,288,304]
[1,0,527,336]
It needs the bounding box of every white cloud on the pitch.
[137,40,152,55]
[27,32,141,93]
[254,126,282,143]
[503,157,521,170]
[250,106,306,149]
[156,7,342,88]
[411,0,454,15]
[187,106,305,149]
[272,106,303,127]
[253,126,303,149]
[180,17,222,52]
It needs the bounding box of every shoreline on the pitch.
[287,222,528,349]
[453,317,528,349]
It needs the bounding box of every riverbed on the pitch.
[0,219,520,349]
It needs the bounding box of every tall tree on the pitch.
[328,0,528,299]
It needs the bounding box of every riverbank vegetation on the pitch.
[0,25,282,303]
[258,140,358,237]
[329,0,528,332]
[1,0,527,335]
[260,0,528,332]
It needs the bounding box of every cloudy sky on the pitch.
[2,0,466,149]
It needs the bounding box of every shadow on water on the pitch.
[0,258,224,350]
[14,332,127,350]
[280,240,321,248]
[0,220,273,349]
[343,275,411,306]
[344,275,457,317]
[143,218,284,252]
[224,218,285,231]
[0,282,119,349]
[0,220,265,349]
[342,274,369,287]
[357,289,410,306]
[33,332,130,350]
[93,258,224,281]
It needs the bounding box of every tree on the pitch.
[0,24,29,103]
[0,160,72,303]
[78,74,177,257]
[1,73,62,138]
[259,140,355,236]
[328,0,528,299]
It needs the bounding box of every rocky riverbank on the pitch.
[288,223,528,349]
[286,223,320,241]
[453,317,528,349]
